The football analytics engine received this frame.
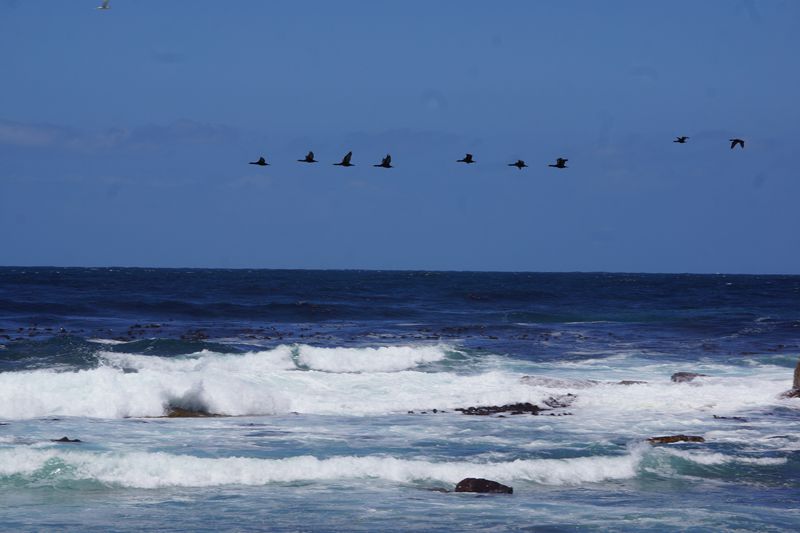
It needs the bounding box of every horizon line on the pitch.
[0,264,797,277]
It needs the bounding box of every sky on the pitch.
[1,0,799,273]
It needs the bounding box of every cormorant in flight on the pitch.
[457,153,475,164]
[374,154,393,168]
[729,138,745,149]
[334,151,354,166]
[249,157,269,166]
[674,136,689,143]
[298,151,318,163]
[509,160,528,170]
[548,158,568,169]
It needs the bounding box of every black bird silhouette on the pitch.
[509,160,528,170]
[374,154,393,168]
[249,156,269,166]
[729,138,745,149]
[674,136,689,144]
[298,151,318,163]
[548,158,568,169]
[334,151,354,166]
[457,153,475,164]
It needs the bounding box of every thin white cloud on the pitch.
[0,119,237,152]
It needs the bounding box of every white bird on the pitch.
[97,0,110,10]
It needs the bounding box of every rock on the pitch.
[51,436,82,443]
[543,393,577,408]
[647,435,705,444]
[617,380,647,385]
[794,359,800,389]
[713,415,747,422]
[165,407,220,418]
[671,372,708,383]
[456,403,542,416]
[455,478,513,494]
[779,388,800,399]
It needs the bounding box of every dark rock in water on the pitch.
[456,403,542,416]
[51,436,82,443]
[617,380,648,385]
[165,407,220,418]
[713,415,748,422]
[455,478,513,494]
[671,372,708,383]
[543,393,577,409]
[779,388,800,399]
[647,435,705,444]
[794,359,800,389]
[180,330,209,341]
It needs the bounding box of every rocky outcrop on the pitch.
[543,394,577,409]
[671,372,708,383]
[713,415,747,422]
[456,403,542,416]
[455,478,513,494]
[647,435,705,444]
[165,407,220,417]
[778,358,800,398]
[51,436,82,443]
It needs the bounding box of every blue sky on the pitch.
[1,0,798,273]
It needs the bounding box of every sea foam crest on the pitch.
[295,344,449,372]
[0,448,643,489]
[0,345,544,419]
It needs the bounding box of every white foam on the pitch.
[296,345,450,373]
[0,344,795,422]
[0,345,546,419]
[87,339,128,345]
[660,449,787,466]
[0,447,643,488]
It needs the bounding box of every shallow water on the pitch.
[1,268,798,531]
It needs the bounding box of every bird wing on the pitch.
[343,151,352,164]
[101,0,109,7]
[385,155,391,165]
[730,140,736,149]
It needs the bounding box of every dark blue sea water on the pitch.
[1,268,799,531]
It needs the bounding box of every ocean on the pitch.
[0,267,798,531]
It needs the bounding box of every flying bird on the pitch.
[729,138,745,149]
[509,160,528,170]
[548,158,568,169]
[298,151,318,163]
[97,0,110,9]
[334,151,354,166]
[374,154,393,168]
[249,156,269,166]
[457,153,475,164]
[674,136,689,144]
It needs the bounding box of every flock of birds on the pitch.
[95,1,748,171]
[248,137,746,170]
